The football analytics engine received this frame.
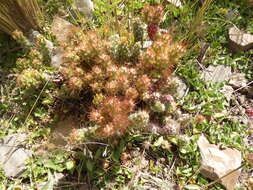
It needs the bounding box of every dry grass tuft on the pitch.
[186,0,214,41]
[0,0,42,35]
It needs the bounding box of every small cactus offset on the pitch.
[142,4,164,25]
[133,20,145,43]
[139,33,185,80]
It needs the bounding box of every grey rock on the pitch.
[51,17,82,68]
[28,29,66,70]
[171,76,188,99]
[52,17,81,45]
[229,27,253,52]
[51,48,64,68]
[29,30,54,54]
[229,73,248,88]
[75,0,94,18]
[166,0,182,7]
[143,41,153,49]
[0,134,32,178]
[29,30,63,69]
[202,65,232,83]
[197,135,242,190]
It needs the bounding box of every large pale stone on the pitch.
[197,135,242,190]
[51,17,81,45]
[51,17,81,68]
[202,65,232,84]
[0,134,32,178]
[229,27,253,52]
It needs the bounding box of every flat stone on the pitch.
[202,65,232,84]
[229,73,248,89]
[142,41,153,49]
[197,135,242,190]
[0,134,32,178]
[229,27,253,52]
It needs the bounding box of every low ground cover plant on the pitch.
[0,0,252,189]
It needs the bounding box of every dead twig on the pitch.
[55,182,87,189]
[233,80,253,93]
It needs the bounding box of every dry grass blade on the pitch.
[202,163,245,190]
[0,0,43,35]
[186,0,215,41]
